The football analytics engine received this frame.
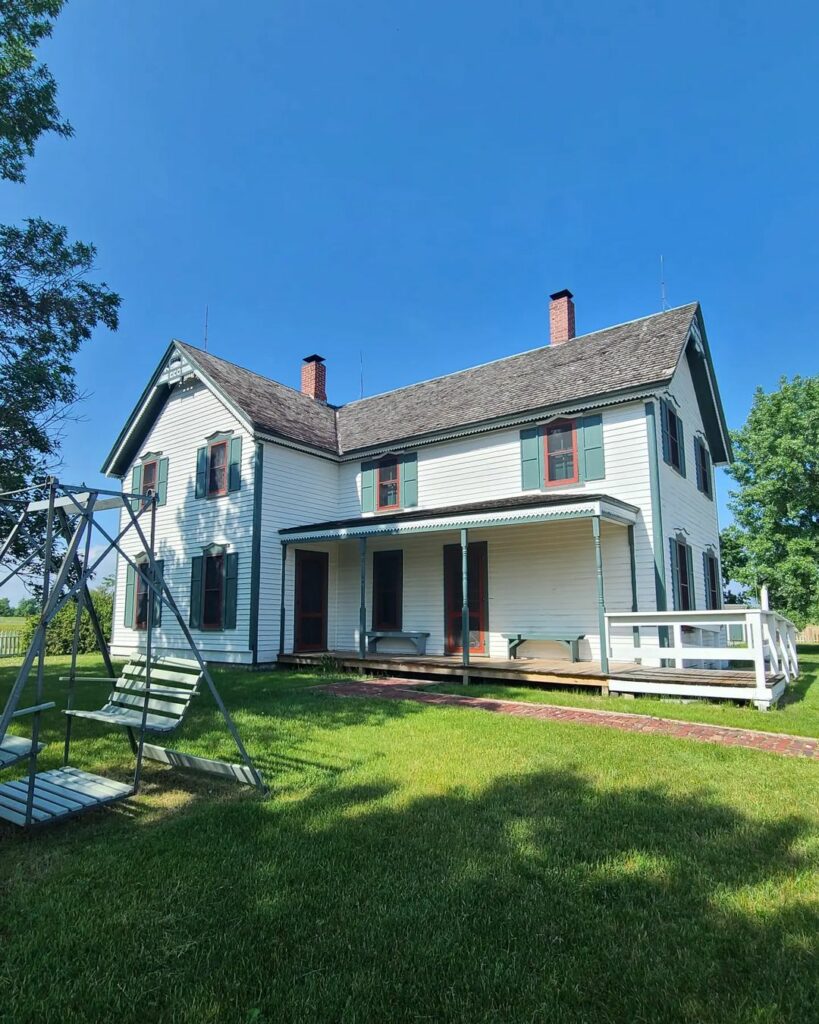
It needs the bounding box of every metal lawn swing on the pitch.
[0,479,266,828]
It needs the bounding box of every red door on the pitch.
[294,550,328,652]
[444,542,488,655]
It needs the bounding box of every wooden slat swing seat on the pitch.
[0,480,266,829]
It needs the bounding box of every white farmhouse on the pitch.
[103,290,766,697]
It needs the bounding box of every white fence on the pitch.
[0,631,22,658]
[605,608,799,708]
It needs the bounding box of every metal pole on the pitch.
[592,516,609,674]
[62,502,97,766]
[0,506,28,562]
[25,481,57,825]
[133,496,157,793]
[121,499,265,791]
[278,541,287,657]
[358,537,367,659]
[460,528,470,675]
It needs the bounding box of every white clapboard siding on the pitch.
[257,442,340,661]
[111,379,256,664]
[299,518,632,660]
[659,356,722,609]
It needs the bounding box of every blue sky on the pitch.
[2,0,818,600]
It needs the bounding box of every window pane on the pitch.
[203,554,223,627]
[547,424,573,453]
[142,461,157,494]
[209,443,227,494]
[134,570,148,629]
[549,452,574,481]
[545,422,576,482]
[377,459,399,508]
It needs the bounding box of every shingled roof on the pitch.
[104,301,712,475]
[181,303,698,455]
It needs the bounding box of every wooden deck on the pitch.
[278,650,776,692]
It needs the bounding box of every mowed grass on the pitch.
[1,656,818,1024]
[0,616,25,632]
[425,646,819,738]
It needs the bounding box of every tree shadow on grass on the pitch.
[2,762,817,1024]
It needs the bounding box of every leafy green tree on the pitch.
[14,595,38,615]
[0,596,13,616]
[722,376,819,627]
[19,584,112,655]
[0,1,120,573]
[0,1,72,182]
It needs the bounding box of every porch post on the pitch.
[278,541,287,656]
[358,536,367,659]
[460,528,470,671]
[592,516,609,674]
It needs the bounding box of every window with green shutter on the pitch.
[189,547,238,630]
[669,536,695,611]
[660,398,686,476]
[360,453,418,512]
[196,433,243,499]
[694,437,712,498]
[520,414,605,490]
[703,550,721,609]
[132,453,169,507]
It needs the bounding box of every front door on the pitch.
[444,542,488,655]
[294,550,328,652]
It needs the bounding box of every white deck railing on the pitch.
[604,607,800,703]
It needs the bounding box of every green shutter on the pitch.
[659,400,671,464]
[228,436,243,492]
[669,539,681,610]
[157,457,169,506]
[579,415,605,481]
[361,461,376,512]
[130,464,143,511]
[685,545,695,609]
[401,453,418,508]
[677,418,686,477]
[195,447,208,499]
[224,552,239,629]
[520,427,543,490]
[152,558,164,626]
[189,556,203,628]
[123,564,136,626]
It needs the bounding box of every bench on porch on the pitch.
[502,632,586,663]
[365,631,431,656]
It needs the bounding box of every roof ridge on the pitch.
[342,302,698,409]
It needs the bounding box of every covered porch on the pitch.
[278,493,639,673]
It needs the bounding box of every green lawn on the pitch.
[424,647,819,738]
[1,655,817,1024]
[0,615,25,632]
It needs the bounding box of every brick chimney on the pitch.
[549,289,576,345]
[301,354,327,402]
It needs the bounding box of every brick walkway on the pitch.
[318,679,819,761]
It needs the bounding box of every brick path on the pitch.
[318,679,819,761]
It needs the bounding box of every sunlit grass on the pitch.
[423,647,819,738]
[1,655,817,1023]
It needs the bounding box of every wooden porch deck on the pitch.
[277,650,775,692]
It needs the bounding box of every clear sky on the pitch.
[2,1,818,600]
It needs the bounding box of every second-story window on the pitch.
[208,441,228,497]
[695,438,712,498]
[377,457,400,510]
[141,459,158,499]
[660,399,686,476]
[544,420,578,485]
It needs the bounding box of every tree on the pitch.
[0,1,120,572]
[0,1,72,182]
[14,596,38,615]
[722,375,819,627]
[0,596,13,616]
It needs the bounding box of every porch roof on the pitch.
[279,493,639,543]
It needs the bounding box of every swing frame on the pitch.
[0,478,266,828]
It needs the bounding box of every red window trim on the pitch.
[207,441,228,497]
[376,457,401,511]
[543,419,579,486]
[202,552,224,630]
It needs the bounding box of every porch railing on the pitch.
[604,608,800,702]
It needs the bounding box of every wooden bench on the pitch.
[502,632,586,662]
[365,631,430,656]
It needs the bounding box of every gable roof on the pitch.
[104,300,730,476]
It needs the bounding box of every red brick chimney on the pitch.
[549,289,576,345]
[301,354,327,402]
